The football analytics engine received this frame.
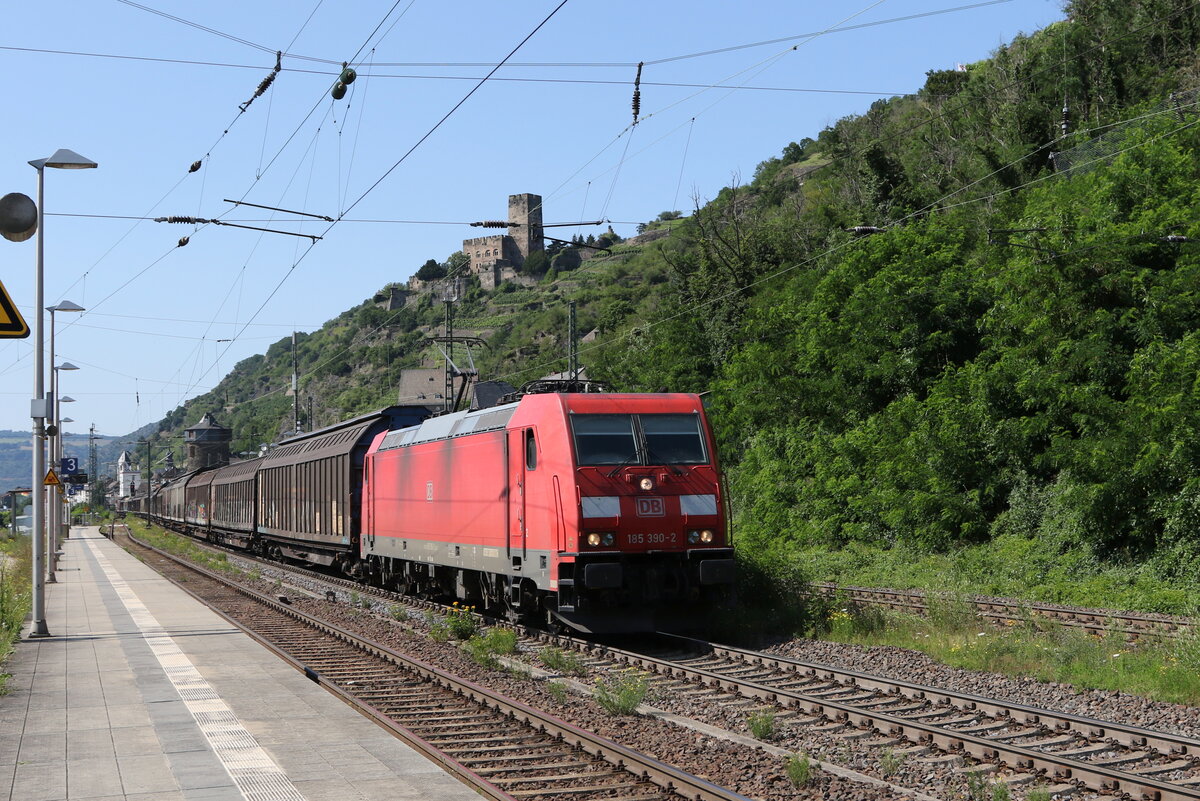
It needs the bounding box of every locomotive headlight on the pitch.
[700,529,714,543]
[587,532,602,547]
[639,477,655,491]
[688,530,700,543]
[602,532,615,546]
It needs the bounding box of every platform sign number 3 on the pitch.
[61,457,79,475]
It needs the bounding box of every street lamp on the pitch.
[28,149,98,638]
[59,418,74,537]
[48,304,84,578]
[48,387,77,579]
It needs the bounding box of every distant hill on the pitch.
[0,429,115,493]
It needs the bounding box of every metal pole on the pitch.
[291,331,299,434]
[28,163,48,637]
[568,300,578,381]
[52,392,64,570]
[46,313,58,583]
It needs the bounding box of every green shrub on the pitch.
[747,709,777,740]
[445,602,480,639]
[785,753,814,788]
[481,628,517,655]
[389,604,409,621]
[539,647,588,676]
[465,636,500,669]
[547,680,569,703]
[0,538,32,694]
[879,747,904,777]
[593,669,649,715]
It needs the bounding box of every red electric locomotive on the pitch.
[361,392,734,632]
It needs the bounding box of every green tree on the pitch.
[416,259,447,281]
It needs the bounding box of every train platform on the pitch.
[0,526,482,801]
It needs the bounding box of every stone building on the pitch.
[185,412,232,471]
[461,193,544,290]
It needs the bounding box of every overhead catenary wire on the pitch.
[0,47,910,96]
[104,0,1018,69]
[170,0,575,404]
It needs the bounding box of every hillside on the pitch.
[126,0,1200,612]
[0,430,110,494]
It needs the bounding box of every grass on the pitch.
[746,708,777,740]
[538,647,588,676]
[0,536,32,695]
[125,520,244,576]
[812,599,1200,705]
[593,669,650,715]
[463,627,518,670]
[787,533,1200,616]
[784,753,814,788]
[879,747,905,777]
[546,679,569,703]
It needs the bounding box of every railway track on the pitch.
[813,583,1196,641]
[119,530,756,801]
[124,522,1200,798]
[539,631,1200,800]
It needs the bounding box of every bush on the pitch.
[593,669,649,715]
[445,602,480,639]
[547,680,569,703]
[538,647,587,676]
[747,709,777,740]
[785,753,814,788]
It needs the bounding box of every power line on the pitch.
[101,0,1018,69]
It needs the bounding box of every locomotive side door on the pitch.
[507,428,527,566]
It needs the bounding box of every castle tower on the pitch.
[507,193,543,265]
[185,412,232,471]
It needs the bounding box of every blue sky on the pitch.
[0,0,1064,440]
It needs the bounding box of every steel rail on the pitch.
[125,531,756,801]
[539,632,1200,800]
[813,583,1195,640]
[656,631,1200,760]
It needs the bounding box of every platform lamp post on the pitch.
[59,417,74,541]
[47,393,76,581]
[48,301,85,577]
[28,148,98,638]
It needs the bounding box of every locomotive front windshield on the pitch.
[571,413,707,466]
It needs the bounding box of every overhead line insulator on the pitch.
[632,61,644,125]
[470,220,517,228]
[240,51,283,113]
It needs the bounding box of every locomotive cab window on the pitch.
[571,413,707,466]
[572,414,638,465]
[525,429,537,470]
[641,413,707,464]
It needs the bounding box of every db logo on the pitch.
[635,497,665,517]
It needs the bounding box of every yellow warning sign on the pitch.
[0,279,29,339]
[43,469,61,486]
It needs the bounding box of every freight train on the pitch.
[132,388,734,632]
